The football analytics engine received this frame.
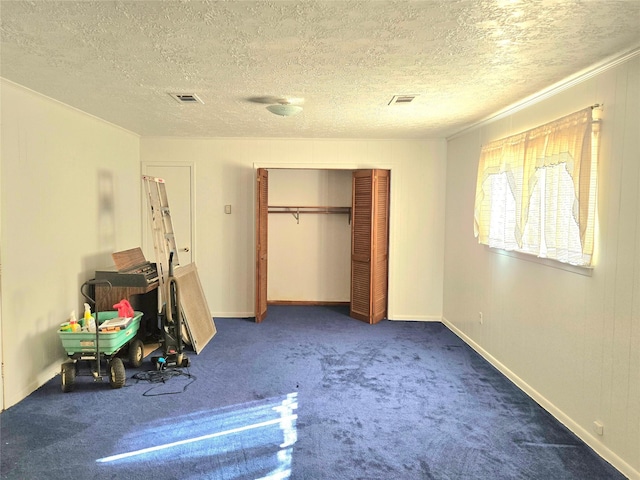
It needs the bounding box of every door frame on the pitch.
[253,162,395,319]
[141,162,196,264]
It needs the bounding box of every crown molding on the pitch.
[447,46,640,140]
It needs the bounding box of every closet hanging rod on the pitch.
[268,206,351,224]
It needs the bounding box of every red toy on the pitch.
[113,299,134,318]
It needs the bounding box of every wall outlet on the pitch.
[593,420,604,436]
[479,312,483,324]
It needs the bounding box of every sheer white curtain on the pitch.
[474,107,600,267]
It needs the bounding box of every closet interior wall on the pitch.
[267,169,352,304]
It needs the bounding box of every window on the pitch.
[474,107,600,267]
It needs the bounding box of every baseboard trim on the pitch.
[5,362,61,410]
[388,315,442,322]
[441,316,639,480]
[211,312,254,319]
[268,300,350,307]
[211,310,442,322]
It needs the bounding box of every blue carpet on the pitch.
[0,305,625,479]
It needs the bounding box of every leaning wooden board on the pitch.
[174,262,216,354]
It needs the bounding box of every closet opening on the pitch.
[255,168,390,324]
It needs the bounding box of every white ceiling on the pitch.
[1,0,639,139]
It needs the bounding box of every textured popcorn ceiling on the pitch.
[1,1,639,138]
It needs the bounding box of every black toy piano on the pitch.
[94,247,160,339]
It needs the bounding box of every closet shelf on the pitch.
[268,206,351,224]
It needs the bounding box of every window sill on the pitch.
[486,246,594,277]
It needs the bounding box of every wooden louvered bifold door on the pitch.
[255,168,268,322]
[350,169,389,324]
[372,170,389,322]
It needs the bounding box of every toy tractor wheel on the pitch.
[128,338,144,368]
[109,357,126,389]
[61,361,76,393]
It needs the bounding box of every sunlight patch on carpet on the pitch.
[96,393,298,479]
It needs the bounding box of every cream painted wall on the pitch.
[268,169,352,303]
[1,60,636,478]
[443,56,640,478]
[140,138,447,320]
[0,80,141,408]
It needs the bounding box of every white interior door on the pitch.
[142,163,194,266]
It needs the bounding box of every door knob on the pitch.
[181,247,190,252]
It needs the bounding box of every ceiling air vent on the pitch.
[388,94,418,105]
[169,93,204,104]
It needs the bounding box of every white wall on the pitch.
[0,80,141,408]
[443,55,640,478]
[268,169,352,303]
[140,138,447,320]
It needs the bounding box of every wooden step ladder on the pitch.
[142,175,179,294]
[142,174,217,354]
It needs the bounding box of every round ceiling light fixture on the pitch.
[266,103,303,117]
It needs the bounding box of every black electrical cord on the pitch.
[130,367,196,397]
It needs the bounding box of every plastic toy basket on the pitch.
[58,311,142,356]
